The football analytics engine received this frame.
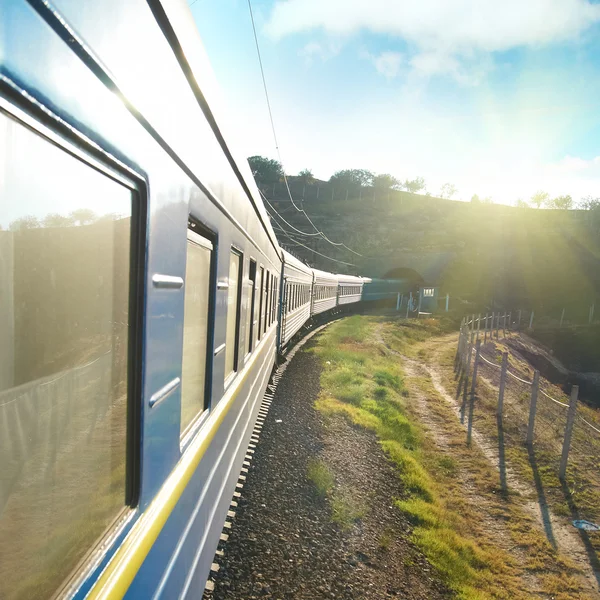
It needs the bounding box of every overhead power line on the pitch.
[267,207,357,267]
[272,222,357,268]
[246,0,364,259]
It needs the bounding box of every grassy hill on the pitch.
[266,181,600,316]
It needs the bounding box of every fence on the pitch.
[455,314,600,512]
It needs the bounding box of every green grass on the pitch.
[311,316,522,599]
[306,458,334,498]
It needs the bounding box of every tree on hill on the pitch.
[297,169,315,184]
[579,195,600,211]
[373,173,400,189]
[516,198,529,208]
[546,195,573,210]
[9,215,40,231]
[329,169,374,188]
[471,194,480,203]
[70,209,97,225]
[530,190,548,209]
[43,213,75,228]
[403,176,426,194]
[439,183,457,199]
[247,156,283,185]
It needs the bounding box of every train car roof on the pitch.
[312,268,339,284]
[336,274,365,285]
[147,0,282,258]
[282,249,313,276]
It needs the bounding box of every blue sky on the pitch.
[191,0,600,205]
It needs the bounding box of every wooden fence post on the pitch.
[560,308,565,328]
[446,294,449,312]
[503,312,507,337]
[559,385,579,480]
[526,370,540,446]
[495,312,500,339]
[497,352,508,418]
[470,340,481,397]
[477,313,481,341]
[518,309,522,330]
[484,312,488,344]
[466,332,474,377]
[529,311,534,329]
[508,311,512,331]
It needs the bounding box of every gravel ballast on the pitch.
[206,339,452,599]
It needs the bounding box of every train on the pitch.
[0,1,409,599]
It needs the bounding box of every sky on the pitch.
[190,0,600,205]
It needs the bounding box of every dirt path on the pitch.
[385,329,600,598]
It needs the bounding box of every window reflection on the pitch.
[0,112,132,599]
[181,231,212,433]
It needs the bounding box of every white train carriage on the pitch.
[337,274,365,306]
[280,251,313,347]
[311,269,339,315]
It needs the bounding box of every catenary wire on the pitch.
[269,218,357,267]
[246,0,365,258]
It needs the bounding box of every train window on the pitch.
[181,229,212,434]
[272,277,278,322]
[263,271,270,333]
[268,273,273,325]
[225,249,243,379]
[257,267,264,341]
[0,111,137,600]
[246,260,257,355]
[271,275,276,323]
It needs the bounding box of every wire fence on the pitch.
[455,315,600,517]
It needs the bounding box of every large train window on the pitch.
[245,260,256,356]
[257,266,264,341]
[225,249,243,379]
[0,110,138,600]
[181,229,212,434]
[263,271,270,333]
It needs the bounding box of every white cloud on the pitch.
[555,155,600,172]
[372,51,404,79]
[299,40,341,64]
[266,0,600,81]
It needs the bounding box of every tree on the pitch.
[516,198,529,208]
[329,169,374,188]
[373,173,400,190]
[247,155,283,185]
[297,169,315,185]
[9,215,40,231]
[43,213,75,228]
[471,194,480,203]
[546,195,573,210]
[439,183,457,199]
[530,190,548,209]
[579,195,600,211]
[70,209,97,225]
[403,176,426,194]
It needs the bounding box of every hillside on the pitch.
[265,181,600,316]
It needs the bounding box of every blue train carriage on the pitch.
[0,1,282,599]
[362,278,412,304]
[336,274,365,307]
[311,269,340,315]
[279,250,313,349]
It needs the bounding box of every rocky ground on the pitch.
[205,342,451,600]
